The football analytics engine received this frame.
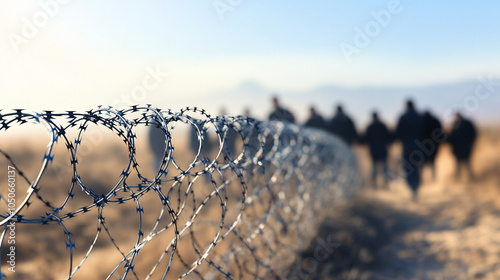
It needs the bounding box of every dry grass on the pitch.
[4,125,498,280]
[295,127,500,280]
[0,131,317,279]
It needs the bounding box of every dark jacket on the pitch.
[305,113,326,130]
[421,113,443,162]
[363,119,391,161]
[269,107,295,123]
[190,121,212,158]
[395,109,424,158]
[448,118,476,160]
[328,113,358,145]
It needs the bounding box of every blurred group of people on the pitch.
[148,96,478,201]
[268,97,478,201]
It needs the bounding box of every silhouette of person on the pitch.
[218,108,238,158]
[448,112,477,180]
[188,120,213,183]
[268,96,295,123]
[395,100,424,200]
[189,120,212,160]
[421,111,443,180]
[148,119,167,172]
[242,107,261,158]
[328,105,358,145]
[304,106,326,130]
[362,111,392,188]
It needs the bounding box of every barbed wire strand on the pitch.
[0,106,360,279]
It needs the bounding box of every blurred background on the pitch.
[1,1,500,279]
[1,1,499,126]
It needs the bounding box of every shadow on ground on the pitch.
[290,194,441,280]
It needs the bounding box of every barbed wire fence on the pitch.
[0,106,360,279]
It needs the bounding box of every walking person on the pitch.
[395,100,425,200]
[218,108,238,159]
[268,96,295,123]
[328,105,358,146]
[448,112,477,181]
[148,119,167,172]
[242,107,261,158]
[304,106,326,130]
[190,119,212,160]
[421,111,444,180]
[362,111,392,189]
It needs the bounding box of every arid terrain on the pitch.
[298,127,500,280]
[1,126,499,279]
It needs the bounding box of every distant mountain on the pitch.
[303,80,497,127]
[186,79,500,127]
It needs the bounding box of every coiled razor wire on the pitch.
[0,106,360,279]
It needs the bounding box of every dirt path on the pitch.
[295,131,500,280]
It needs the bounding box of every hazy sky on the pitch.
[1,1,499,121]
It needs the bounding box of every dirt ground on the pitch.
[296,127,500,280]
[1,125,500,279]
